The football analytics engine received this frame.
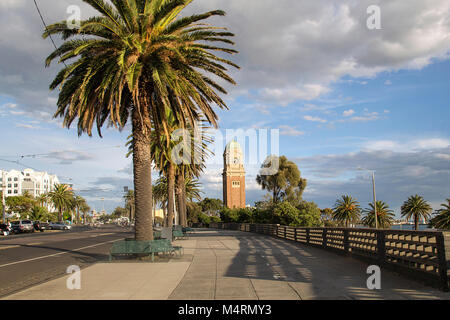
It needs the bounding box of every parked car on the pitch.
[48,222,72,230]
[33,221,49,232]
[10,220,35,233]
[0,224,11,236]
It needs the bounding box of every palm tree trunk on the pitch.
[414,214,419,231]
[176,173,186,227]
[76,207,80,225]
[167,163,175,227]
[132,109,153,241]
[179,173,187,227]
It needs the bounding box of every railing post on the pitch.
[343,229,350,254]
[322,228,328,249]
[306,228,310,244]
[294,228,298,242]
[376,230,386,266]
[284,226,287,239]
[436,232,449,292]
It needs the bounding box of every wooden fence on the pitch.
[208,222,449,292]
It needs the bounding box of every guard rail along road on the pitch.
[207,222,450,292]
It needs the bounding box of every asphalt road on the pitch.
[0,225,133,298]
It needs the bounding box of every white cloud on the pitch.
[343,109,355,117]
[384,80,393,85]
[303,115,327,123]
[279,125,305,136]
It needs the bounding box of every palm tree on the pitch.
[44,0,238,241]
[48,184,74,222]
[401,195,433,231]
[332,195,361,228]
[79,201,91,225]
[73,196,88,225]
[30,206,49,222]
[362,201,395,229]
[36,193,49,208]
[429,199,450,230]
[124,190,135,222]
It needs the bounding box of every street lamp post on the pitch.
[358,168,378,229]
[1,171,6,224]
[371,171,378,230]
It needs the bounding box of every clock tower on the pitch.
[223,141,246,208]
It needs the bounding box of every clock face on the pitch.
[233,157,239,164]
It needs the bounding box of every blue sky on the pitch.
[0,0,449,217]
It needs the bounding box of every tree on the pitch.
[73,195,88,224]
[401,195,433,231]
[5,196,36,218]
[429,199,450,230]
[256,155,306,204]
[186,201,202,224]
[296,201,323,227]
[44,0,238,241]
[200,198,223,216]
[79,201,91,224]
[362,201,395,229]
[273,201,300,226]
[48,184,74,222]
[123,190,135,222]
[332,195,361,228]
[29,206,50,222]
[320,208,337,227]
[111,207,128,219]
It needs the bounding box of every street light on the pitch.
[1,170,6,224]
[358,168,378,229]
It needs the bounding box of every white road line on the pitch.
[0,238,123,268]
[0,245,20,251]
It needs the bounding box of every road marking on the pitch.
[90,233,114,238]
[0,238,123,268]
[0,245,20,250]
[26,242,43,246]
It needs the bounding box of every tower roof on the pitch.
[224,140,242,155]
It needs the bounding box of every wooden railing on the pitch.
[208,222,449,291]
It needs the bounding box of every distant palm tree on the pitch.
[362,201,395,229]
[401,195,433,231]
[44,0,238,241]
[29,206,49,222]
[332,195,361,228]
[36,193,49,208]
[48,184,74,222]
[123,190,135,222]
[73,196,87,225]
[429,199,450,230]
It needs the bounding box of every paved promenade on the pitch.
[4,229,450,300]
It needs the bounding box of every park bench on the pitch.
[183,227,195,235]
[109,239,183,262]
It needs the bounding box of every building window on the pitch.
[14,190,18,194]
[8,190,11,194]
[14,184,18,188]
[14,178,18,181]
[8,184,11,188]
[8,178,11,181]
[232,181,241,188]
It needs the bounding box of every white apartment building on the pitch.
[0,168,60,198]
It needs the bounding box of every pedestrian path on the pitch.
[3,229,449,300]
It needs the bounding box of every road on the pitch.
[0,225,132,297]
